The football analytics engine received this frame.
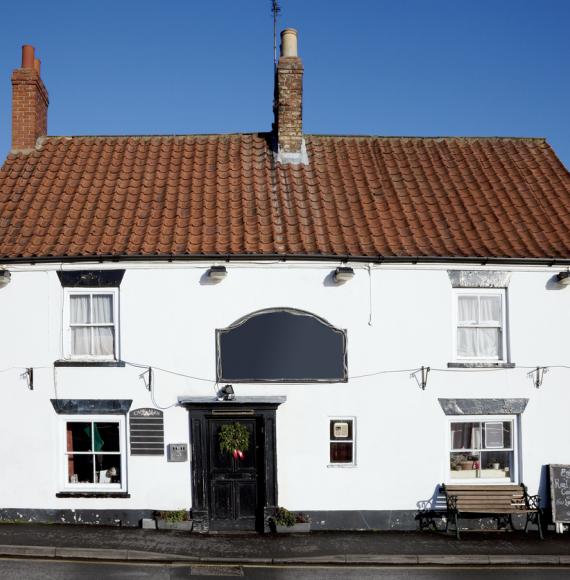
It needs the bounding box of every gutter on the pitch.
[1,253,570,267]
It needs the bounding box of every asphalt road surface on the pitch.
[1,560,570,579]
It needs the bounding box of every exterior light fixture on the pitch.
[0,270,11,288]
[208,266,227,281]
[333,266,355,284]
[557,271,570,286]
[218,384,235,401]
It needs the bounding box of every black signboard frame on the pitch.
[549,464,570,525]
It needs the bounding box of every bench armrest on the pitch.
[526,494,541,511]
[446,494,458,511]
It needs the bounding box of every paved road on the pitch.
[1,560,570,579]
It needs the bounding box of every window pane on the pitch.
[330,442,353,463]
[457,328,477,357]
[450,422,482,450]
[484,422,504,448]
[71,327,91,355]
[67,422,92,452]
[70,295,90,324]
[477,328,500,358]
[480,450,513,481]
[95,454,121,484]
[93,295,113,324]
[480,296,501,323]
[92,327,114,356]
[96,422,120,452]
[450,451,480,479]
[330,420,352,440]
[68,454,94,483]
[458,296,478,324]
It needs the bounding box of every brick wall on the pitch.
[11,68,49,152]
[275,56,303,154]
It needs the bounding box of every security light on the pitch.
[333,267,354,284]
[557,271,570,286]
[0,270,11,288]
[220,384,235,401]
[208,266,227,281]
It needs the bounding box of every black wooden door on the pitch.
[207,418,261,531]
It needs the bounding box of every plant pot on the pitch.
[156,519,193,531]
[460,461,474,470]
[275,522,311,533]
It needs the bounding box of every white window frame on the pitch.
[60,414,127,492]
[63,288,119,360]
[445,414,518,485]
[452,288,507,362]
[327,416,356,468]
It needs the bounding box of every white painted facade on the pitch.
[0,260,568,526]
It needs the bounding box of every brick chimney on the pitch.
[11,45,49,152]
[274,29,307,164]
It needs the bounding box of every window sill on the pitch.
[447,362,515,369]
[56,492,130,498]
[327,464,357,468]
[54,360,126,368]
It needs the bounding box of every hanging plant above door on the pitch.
[219,422,250,460]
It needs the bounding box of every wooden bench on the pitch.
[441,484,543,540]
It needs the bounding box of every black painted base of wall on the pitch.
[0,508,153,527]
[0,508,543,533]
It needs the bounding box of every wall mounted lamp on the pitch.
[208,266,227,281]
[333,266,355,284]
[557,271,570,286]
[0,270,11,288]
[218,384,235,401]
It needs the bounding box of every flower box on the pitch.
[155,519,193,531]
[275,522,311,533]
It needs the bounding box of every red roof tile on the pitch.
[0,134,568,261]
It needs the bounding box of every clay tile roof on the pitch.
[0,133,569,262]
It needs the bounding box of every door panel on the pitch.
[207,418,260,531]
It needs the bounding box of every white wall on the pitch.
[0,262,568,515]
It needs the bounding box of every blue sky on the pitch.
[0,0,569,167]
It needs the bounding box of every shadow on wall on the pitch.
[545,275,567,291]
[539,463,556,532]
[416,484,447,531]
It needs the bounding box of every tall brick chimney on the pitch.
[11,45,49,152]
[274,29,307,164]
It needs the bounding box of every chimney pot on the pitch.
[280,28,298,58]
[21,45,35,69]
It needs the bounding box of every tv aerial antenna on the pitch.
[271,0,281,71]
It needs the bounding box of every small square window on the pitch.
[329,418,355,466]
[63,416,126,491]
[454,289,507,361]
[64,289,118,360]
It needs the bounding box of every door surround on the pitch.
[180,396,285,533]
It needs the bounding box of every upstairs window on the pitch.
[65,290,118,359]
[454,290,506,361]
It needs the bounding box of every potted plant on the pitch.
[270,507,311,533]
[154,509,193,531]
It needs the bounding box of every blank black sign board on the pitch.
[549,464,570,524]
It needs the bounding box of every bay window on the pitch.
[449,416,517,483]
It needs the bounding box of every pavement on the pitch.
[0,524,569,566]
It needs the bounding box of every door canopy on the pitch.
[217,308,347,383]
